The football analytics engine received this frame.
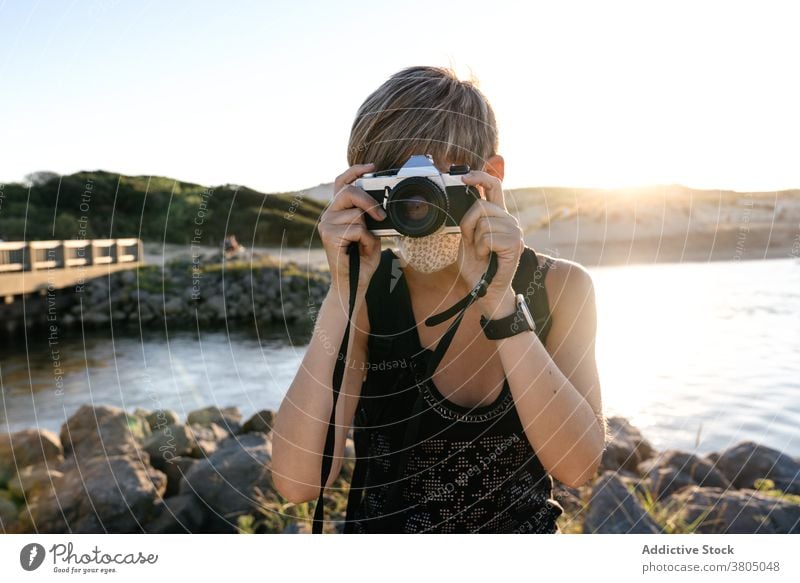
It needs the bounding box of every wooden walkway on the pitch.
[0,238,143,302]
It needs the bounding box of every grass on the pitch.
[753,479,800,504]
[633,481,714,534]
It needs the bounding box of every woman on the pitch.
[272,65,607,533]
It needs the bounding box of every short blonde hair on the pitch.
[347,66,498,173]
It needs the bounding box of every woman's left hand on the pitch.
[457,170,524,317]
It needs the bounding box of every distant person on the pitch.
[223,234,245,258]
[272,65,606,533]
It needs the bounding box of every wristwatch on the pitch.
[480,293,536,340]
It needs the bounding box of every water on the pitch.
[1,257,798,457]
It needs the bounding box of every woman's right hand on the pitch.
[318,162,387,297]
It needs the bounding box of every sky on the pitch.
[1,0,799,193]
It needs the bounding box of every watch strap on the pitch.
[480,293,536,340]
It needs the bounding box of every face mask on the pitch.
[396,228,462,273]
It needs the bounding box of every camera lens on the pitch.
[401,195,430,222]
[386,177,447,237]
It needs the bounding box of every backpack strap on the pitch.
[363,249,403,364]
[512,246,555,345]
[343,248,411,532]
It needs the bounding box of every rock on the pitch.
[132,407,151,419]
[709,442,800,494]
[282,521,311,534]
[638,450,731,500]
[82,311,110,325]
[163,296,185,317]
[179,432,275,533]
[143,424,195,465]
[16,454,167,533]
[242,410,274,434]
[187,406,242,435]
[145,493,207,533]
[145,409,180,431]
[640,467,697,501]
[0,428,64,484]
[582,471,661,534]
[668,486,800,534]
[552,481,584,517]
[0,494,18,530]
[186,423,228,458]
[159,456,197,497]
[7,463,64,501]
[120,269,136,285]
[600,416,654,473]
[60,404,151,461]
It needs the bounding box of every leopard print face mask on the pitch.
[396,228,462,273]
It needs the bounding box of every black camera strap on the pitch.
[312,241,498,533]
[312,242,360,534]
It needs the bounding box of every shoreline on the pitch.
[1,406,797,534]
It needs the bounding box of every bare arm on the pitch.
[271,163,385,503]
[271,289,370,502]
[459,169,605,488]
[481,260,606,488]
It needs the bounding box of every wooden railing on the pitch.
[0,238,143,273]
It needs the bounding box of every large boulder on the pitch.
[186,423,229,458]
[638,450,731,500]
[143,424,195,465]
[145,493,208,533]
[583,471,661,534]
[159,456,198,497]
[7,462,64,501]
[144,409,180,431]
[668,486,800,534]
[242,410,274,434]
[187,406,242,435]
[60,405,151,461]
[0,428,63,484]
[15,454,167,533]
[709,442,800,494]
[179,432,274,533]
[600,416,654,473]
[142,422,228,470]
[0,490,19,530]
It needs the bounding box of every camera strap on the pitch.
[312,241,360,534]
[312,242,498,533]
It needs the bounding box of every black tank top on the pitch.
[346,246,564,533]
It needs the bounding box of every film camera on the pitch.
[356,154,481,237]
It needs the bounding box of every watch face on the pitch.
[516,293,535,331]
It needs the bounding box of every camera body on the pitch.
[356,154,480,238]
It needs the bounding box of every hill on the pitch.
[0,171,327,247]
[3,172,799,266]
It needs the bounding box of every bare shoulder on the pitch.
[539,254,595,306]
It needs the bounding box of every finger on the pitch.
[329,185,386,221]
[324,207,367,226]
[474,216,518,242]
[327,222,378,249]
[458,199,508,246]
[461,170,506,210]
[359,229,381,259]
[334,163,376,193]
[474,226,520,260]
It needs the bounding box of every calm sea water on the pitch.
[1,257,798,457]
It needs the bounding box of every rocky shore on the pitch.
[1,407,798,534]
[4,254,330,331]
